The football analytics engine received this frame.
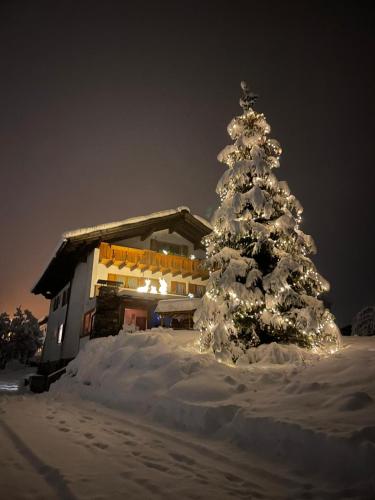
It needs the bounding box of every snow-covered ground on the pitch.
[1,393,322,500]
[0,360,36,393]
[0,331,374,499]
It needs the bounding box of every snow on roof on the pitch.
[155,297,202,313]
[63,207,212,239]
[191,213,213,230]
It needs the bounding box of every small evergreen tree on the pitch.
[0,312,11,369]
[194,82,341,363]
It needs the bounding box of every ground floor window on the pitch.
[82,309,96,337]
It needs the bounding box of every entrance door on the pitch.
[136,316,147,330]
[123,308,148,332]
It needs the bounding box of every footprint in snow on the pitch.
[143,461,169,472]
[338,392,373,411]
[236,383,247,393]
[58,427,70,433]
[84,432,94,440]
[93,442,108,450]
[224,375,237,386]
[115,429,134,437]
[224,472,242,483]
[169,452,195,466]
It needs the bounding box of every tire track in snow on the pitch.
[0,417,77,500]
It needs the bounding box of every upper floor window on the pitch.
[107,274,156,291]
[52,295,60,311]
[57,323,64,344]
[188,283,206,298]
[171,281,186,295]
[62,288,70,307]
[150,239,188,257]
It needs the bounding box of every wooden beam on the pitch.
[140,229,153,241]
[113,260,125,268]
[182,272,191,278]
[99,258,113,267]
[150,266,160,274]
[161,268,171,275]
[138,264,149,271]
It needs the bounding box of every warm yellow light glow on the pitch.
[159,278,168,295]
[136,278,168,295]
[137,279,151,293]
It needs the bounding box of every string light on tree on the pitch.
[193,82,341,363]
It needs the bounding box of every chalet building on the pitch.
[32,207,211,372]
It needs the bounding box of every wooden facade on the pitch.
[99,242,208,280]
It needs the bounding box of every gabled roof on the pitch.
[32,207,212,298]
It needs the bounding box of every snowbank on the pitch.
[52,330,375,493]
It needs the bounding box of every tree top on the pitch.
[239,81,258,111]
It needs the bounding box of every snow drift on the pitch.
[52,330,375,494]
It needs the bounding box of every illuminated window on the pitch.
[150,239,188,257]
[107,274,156,290]
[57,324,64,344]
[127,276,138,289]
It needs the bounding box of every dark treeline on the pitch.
[0,308,43,369]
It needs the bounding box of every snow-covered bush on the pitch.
[194,82,341,363]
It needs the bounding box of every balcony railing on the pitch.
[94,279,206,298]
[98,242,208,280]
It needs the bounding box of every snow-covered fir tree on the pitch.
[194,82,341,363]
[10,307,43,364]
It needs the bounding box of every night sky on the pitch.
[0,1,374,326]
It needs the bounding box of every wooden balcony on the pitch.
[99,242,208,280]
